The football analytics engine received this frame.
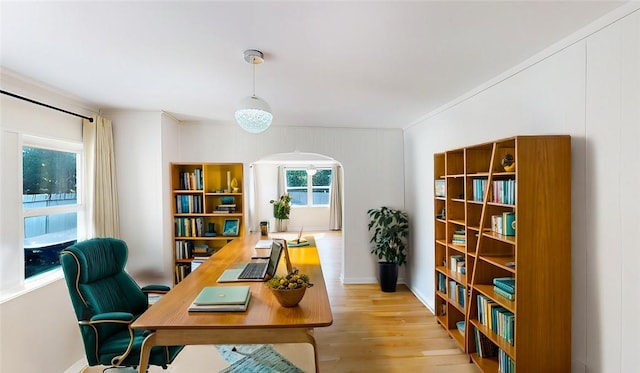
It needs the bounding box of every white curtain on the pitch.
[329,165,342,230]
[277,165,286,197]
[83,116,120,238]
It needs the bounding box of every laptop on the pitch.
[217,240,284,282]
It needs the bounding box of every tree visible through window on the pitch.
[285,168,332,206]
[23,145,79,279]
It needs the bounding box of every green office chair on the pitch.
[60,237,183,371]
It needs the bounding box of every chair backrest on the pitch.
[60,237,148,323]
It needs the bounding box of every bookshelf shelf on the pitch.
[171,162,244,284]
[434,136,571,372]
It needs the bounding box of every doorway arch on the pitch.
[248,151,345,278]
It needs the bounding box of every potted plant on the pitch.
[270,194,292,232]
[367,206,409,292]
[265,269,313,307]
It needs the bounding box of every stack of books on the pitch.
[192,244,215,259]
[452,229,466,245]
[214,204,237,213]
[493,277,515,301]
[188,286,251,312]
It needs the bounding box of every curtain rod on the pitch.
[1,89,94,123]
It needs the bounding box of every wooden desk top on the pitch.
[132,233,333,330]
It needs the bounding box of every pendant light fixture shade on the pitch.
[235,50,272,133]
[235,95,273,133]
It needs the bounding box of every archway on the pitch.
[248,151,345,279]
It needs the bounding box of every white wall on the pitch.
[404,7,639,373]
[0,71,92,373]
[176,123,405,283]
[105,110,181,285]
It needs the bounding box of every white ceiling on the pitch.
[0,1,627,129]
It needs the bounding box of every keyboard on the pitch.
[238,262,267,279]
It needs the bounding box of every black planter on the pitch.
[378,262,398,292]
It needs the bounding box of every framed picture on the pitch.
[222,219,239,236]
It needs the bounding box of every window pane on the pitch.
[288,189,308,206]
[312,169,332,187]
[312,188,330,205]
[23,146,77,208]
[286,170,307,187]
[24,213,77,278]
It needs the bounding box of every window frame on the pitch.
[21,135,83,282]
[285,167,332,207]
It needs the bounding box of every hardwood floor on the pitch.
[313,231,479,372]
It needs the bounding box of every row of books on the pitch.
[450,255,466,274]
[491,179,516,205]
[472,178,488,202]
[174,217,204,237]
[498,349,515,373]
[477,294,514,345]
[438,273,447,293]
[176,240,217,259]
[474,327,515,372]
[175,194,204,214]
[180,169,203,190]
[452,229,466,244]
[491,212,515,236]
[175,263,192,283]
[449,280,466,308]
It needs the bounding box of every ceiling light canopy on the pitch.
[235,49,272,133]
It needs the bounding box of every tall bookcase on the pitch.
[171,163,244,284]
[434,136,571,372]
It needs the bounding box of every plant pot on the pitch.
[378,262,398,292]
[269,287,307,307]
[275,219,288,232]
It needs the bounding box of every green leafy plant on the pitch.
[270,194,292,220]
[367,206,409,265]
[266,269,313,290]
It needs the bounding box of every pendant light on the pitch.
[235,49,272,133]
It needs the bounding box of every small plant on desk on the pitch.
[266,269,313,307]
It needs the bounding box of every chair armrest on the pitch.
[141,284,170,294]
[81,312,134,325]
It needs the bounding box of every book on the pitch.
[494,285,516,301]
[188,286,251,312]
[434,180,446,197]
[493,277,515,294]
[502,212,515,236]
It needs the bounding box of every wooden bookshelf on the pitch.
[170,163,244,284]
[433,136,571,372]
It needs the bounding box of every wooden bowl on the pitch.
[269,287,307,307]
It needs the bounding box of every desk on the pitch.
[132,233,333,372]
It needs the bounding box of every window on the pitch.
[285,168,332,206]
[22,142,81,279]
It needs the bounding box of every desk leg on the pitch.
[138,332,157,372]
[304,329,320,373]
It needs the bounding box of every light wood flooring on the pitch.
[83,231,479,372]
[313,231,479,373]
